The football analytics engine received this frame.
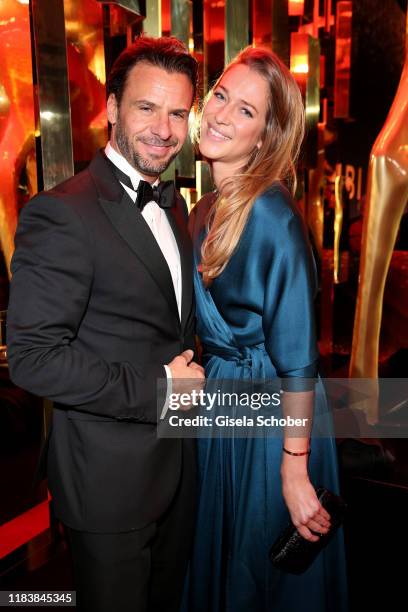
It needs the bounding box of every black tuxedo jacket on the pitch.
[7,150,196,532]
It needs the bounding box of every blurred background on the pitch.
[0,1,407,609]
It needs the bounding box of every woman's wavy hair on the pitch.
[199,46,305,287]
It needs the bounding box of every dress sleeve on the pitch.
[260,189,319,388]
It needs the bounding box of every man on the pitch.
[7,36,204,612]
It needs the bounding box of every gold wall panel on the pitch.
[252,0,272,47]
[203,0,224,92]
[171,0,189,42]
[143,0,175,180]
[171,0,195,178]
[195,160,213,201]
[252,0,289,66]
[272,0,289,67]
[305,36,320,137]
[98,0,142,12]
[32,0,74,190]
[253,0,272,48]
[144,0,162,36]
[290,32,320,167]
[225,0,249,64]
[333,1,352,119]
[306,123,325,258]
[64,0,108,166]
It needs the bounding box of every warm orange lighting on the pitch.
[292,63,309,74]
[64,0,108,163]
[334,1,352,118]
[0,0,37,275]
[161,0,171,35]
[290,33,309,81]
[204,0,225,90]
[289,0,304,17]
[252,0,273,48]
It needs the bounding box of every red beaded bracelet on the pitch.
[282,447,311,456]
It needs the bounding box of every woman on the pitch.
[183,47,348,611]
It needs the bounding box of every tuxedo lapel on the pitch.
[89,151,180,324]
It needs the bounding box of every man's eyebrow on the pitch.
[216,85,259,113]
[131,99,155,106]
[131,100,190,114]
[170,108,190,114]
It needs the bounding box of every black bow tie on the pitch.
[136,179,175,211]
[111,162,175,211]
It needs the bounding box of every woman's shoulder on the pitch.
[249,183,309,248]
[188,191,216,235]
[252,182,300,222]
[193,191,217,214]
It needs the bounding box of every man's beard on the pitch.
[115,117,178,177]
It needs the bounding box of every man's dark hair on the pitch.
[107,35,198,107]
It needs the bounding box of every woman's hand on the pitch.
[281,464,331,542]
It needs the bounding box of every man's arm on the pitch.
[7,194,164,423]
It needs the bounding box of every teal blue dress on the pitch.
[182,185,348,612]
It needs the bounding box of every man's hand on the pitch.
[165,350,205,412]
[167,349,205,379]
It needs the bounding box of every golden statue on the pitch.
[350,14,408,422]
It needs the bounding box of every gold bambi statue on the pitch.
[350,16,408,423]
[333,174,344,284]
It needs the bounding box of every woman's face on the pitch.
[199,63,269,168]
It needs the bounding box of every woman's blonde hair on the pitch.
[200,46,305,287]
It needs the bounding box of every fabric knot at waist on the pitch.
[202,342,267,368]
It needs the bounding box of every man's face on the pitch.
[107,61,193,180]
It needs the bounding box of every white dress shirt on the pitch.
[105,143,182,392]
[105,143,182,320]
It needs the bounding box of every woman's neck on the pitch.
[211,160,243,192]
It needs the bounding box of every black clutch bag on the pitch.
[269,487,347,575]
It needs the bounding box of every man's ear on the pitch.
[107,94,118,125]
